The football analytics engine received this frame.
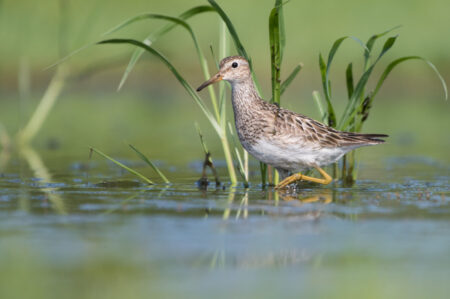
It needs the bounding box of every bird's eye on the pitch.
[232,62,238,68]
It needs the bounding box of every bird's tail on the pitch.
[340,132,388,146]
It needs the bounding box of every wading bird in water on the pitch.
[197,56,387,189]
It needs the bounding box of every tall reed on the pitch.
[315,28,447,184]
[95,1,446,187]
[99,3,242,184]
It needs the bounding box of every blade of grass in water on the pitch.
[268,0,287,185]
[128,144,170,184]
[218,20,228,127]
[17,66,68,144]
[372,56,448,101]
[208,0,249,61]
[97,39,222,135]
[227,122,249,187]
[312,91,327,123]
[277,0,286,62]
[89,147,154,185]
[46,6,214,72]
[195,123,210,157]
[318,53,335,126]
[345,63,354,99]
[357,26,402,121]
[195,123,221,185]
[269,0,283,105]
[319,36,367,127]
[364,25,402,69]
[102,12,221,119]
[338,36,399,129]
[117,5,215,90]
[355,56,448,131]
[102,10,239,184]
[117,4,214,89]
[103,13,199,36]
[207,0,264,97]
[260,162,267,187]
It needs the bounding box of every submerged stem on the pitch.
[220,135,237,185]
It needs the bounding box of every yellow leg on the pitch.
[275,166,332,189]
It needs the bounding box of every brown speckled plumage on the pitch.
[197,56,388,180]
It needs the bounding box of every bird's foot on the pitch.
[274,166,333,189]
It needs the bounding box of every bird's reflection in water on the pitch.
[277,190,333,205]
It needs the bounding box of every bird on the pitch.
[196,56,387,189]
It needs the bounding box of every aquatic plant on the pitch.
[97,0,302,187]
[315,28,448,184]
[90,146,169,185]
[98,3,239,185]
[95,0,446,187]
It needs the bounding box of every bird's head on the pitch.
[196,56,251,91]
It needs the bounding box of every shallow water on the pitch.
[0,150,449,299]
[0,97,449,298]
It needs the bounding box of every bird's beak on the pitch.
[196,72,223,92]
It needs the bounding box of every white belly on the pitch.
[244,138,351,172]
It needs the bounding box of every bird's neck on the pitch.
[230,79,261,115]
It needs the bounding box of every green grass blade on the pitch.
[319,53,336,126]
[378,35,398,59]
[364,25,402,68]
[195,123,210,155]
[44,42,95,70]
[260,162,267,187]
[103,13,194,36]
[207,0,249,61]
[208,0,265,98]
[128,144,170,184]
[46,6,215,71]
[73,0,103,46]
[195,123,223,185]
[269,3,282,105]
[97,39,222,135]
[105,12,220,120]
[209,45,220,69]
[227,122,249,186]
[355,56,448,132]
[323,36,367,98]
[374,56,448,102]
[234,147,249,187]
[102,13,206,80]
[338,36,399,130]
[345,63,354,99]
[218,20,228,126]
[90,147,154,185]
[319,35,368,127]
[117,5,214,90]
[280,63,302,96]
[324,36,367,79]
[18,66,68,145]
[326,36,367,74]
[312,91,327,123]
[338,64,376,130]
[276,0,286,62]
[106,12,220,119]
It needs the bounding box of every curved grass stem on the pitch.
[17,66,68,145]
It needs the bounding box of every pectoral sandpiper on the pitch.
[197,56,387,189]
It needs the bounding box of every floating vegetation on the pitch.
[89,147,169,185]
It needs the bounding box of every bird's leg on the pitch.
[275,166,333,189]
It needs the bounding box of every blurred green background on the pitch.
[1,2,449,299]
[0,0,449,161]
